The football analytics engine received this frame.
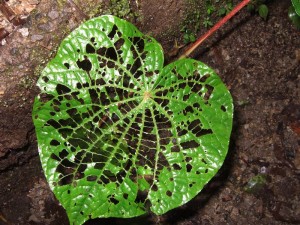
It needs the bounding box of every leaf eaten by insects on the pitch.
[32,15,233,225]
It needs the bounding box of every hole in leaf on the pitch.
[56,84,71,95]
[106,47,118,61]
[66,108,78,117]
[58,118,77,128]
[58,149,68,159]
[109,196,119,205]
[99,175,109,184]
[171,145,180,152]
[191,83,202,93]
[57,158,76,170]
[77,164,87,177]
[129,36,145,53]
[114,38,125,50]
[76,57,92,71]
[200,74,210,83]
[189,182,196,188]
[108,25,118,39]
[39,93,54,102]
[183,94,189,101]
[185,157,192,162]
[177,128,187,137]
[50,153,60,161]
[188,119,213,137]
[135,190,148,203]
[50,140,60,146]
[131,59,142,76]
[86,43,96,53]
[97,47,106,56]
[204,84,214,101]
[46,119,61,128]
[178,82,186,89]
[59,174,74,186]
[151,184,158,192]
[94,163,105,170]
[87,175,97,182]
[69,137,89,149]
[76,83,82,89]
[64,63,70,69]
[186,164,192,172]
[197,128,213,137]
[74,151,85,163]
[183,106,194,115]
[42,76,49,83]
[180,140,200,149]
[95,78,106,86]
[166,190,172,197]
[123,193,128,199]
[221,105,226,112]
[193,103,201,109]
[172,163,181,170]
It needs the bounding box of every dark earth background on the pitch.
[0,0,299,224]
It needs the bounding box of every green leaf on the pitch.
[183,32,196,44]
[291,0,300,16]
[203,17,213,28]
[206,5,215,15]
[246,4,255,12]
[218,7,227,16]
[32,15,233,225]
[289,5,300,29]
[258,4,268,21]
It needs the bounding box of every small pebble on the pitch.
[38,23,51,32]
[18,28,29,37]
[222,49,230,61]
[260,166,267,174]
[31,34,44,42]
[1,39,7,45]
[48,10,59,20]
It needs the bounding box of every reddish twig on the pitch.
[179,0,251,59]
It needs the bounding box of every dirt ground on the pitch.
[0,0,299,224]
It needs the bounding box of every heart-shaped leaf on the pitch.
[32,15,233,225]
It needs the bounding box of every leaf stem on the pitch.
[179,0,251,59]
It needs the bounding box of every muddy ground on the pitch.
[0,0,299,224]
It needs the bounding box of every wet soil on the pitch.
[0,0,299,224]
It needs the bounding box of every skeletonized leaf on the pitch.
[33,15,233,225]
